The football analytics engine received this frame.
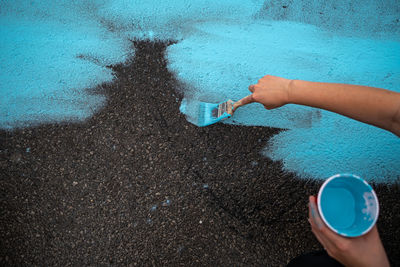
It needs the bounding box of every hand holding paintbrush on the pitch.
[233,75,291,112]
[194,75,290,126]
[234,75,400,136]
[195,74,400,137]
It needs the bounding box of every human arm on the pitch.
[233,75,400,136]
[308,196,390,267]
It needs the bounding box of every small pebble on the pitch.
[162,199,171,206]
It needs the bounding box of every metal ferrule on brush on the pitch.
[217,100,234,118]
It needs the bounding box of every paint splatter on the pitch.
[150,205,158,212]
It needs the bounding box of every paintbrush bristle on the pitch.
[212,101,233,118]
[196,99,234,127]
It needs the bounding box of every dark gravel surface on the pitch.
[1,40,400,266]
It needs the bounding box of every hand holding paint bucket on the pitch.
[317,174,379,237]
[308,174,390,267]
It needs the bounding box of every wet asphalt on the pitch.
[1,41,399,266]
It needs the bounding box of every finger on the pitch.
[310,201,345,244]
[310,219,342,257]
[310,221,329,248]
[233,94,254,111]
[308,196,336,246]
[309,196,324,230]
[308,215,330,244]
[248,84,255,93]
[308,196,344,250]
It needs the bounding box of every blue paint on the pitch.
[259,0,400,39]
[0,2,131,129]
[1,0,261,129]
[318,174,379,237]
[167,4,400,182]
[97,0,264,40]
[265,120,400,182]
[180,99,232,127]
[169,21,400,129]
[2,0,399,181]
[320,188,355,230]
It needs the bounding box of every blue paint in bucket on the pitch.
[317,174,379,237]
[321,187,356,230]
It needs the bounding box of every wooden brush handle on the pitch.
[233,95,254,112]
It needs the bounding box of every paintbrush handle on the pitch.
[233,94,254,112]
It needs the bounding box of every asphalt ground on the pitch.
[1,41,400,266]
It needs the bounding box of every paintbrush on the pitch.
[196,99,234,127]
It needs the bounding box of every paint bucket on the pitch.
[317,174,379,237]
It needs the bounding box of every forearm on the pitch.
[288,80,400,136]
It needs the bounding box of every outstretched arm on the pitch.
[234,75,400,136]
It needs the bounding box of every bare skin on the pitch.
[233,75,398,265]
[309,196,390,267]
[233,75,400,137]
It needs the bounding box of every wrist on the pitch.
[286,79,297,104]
